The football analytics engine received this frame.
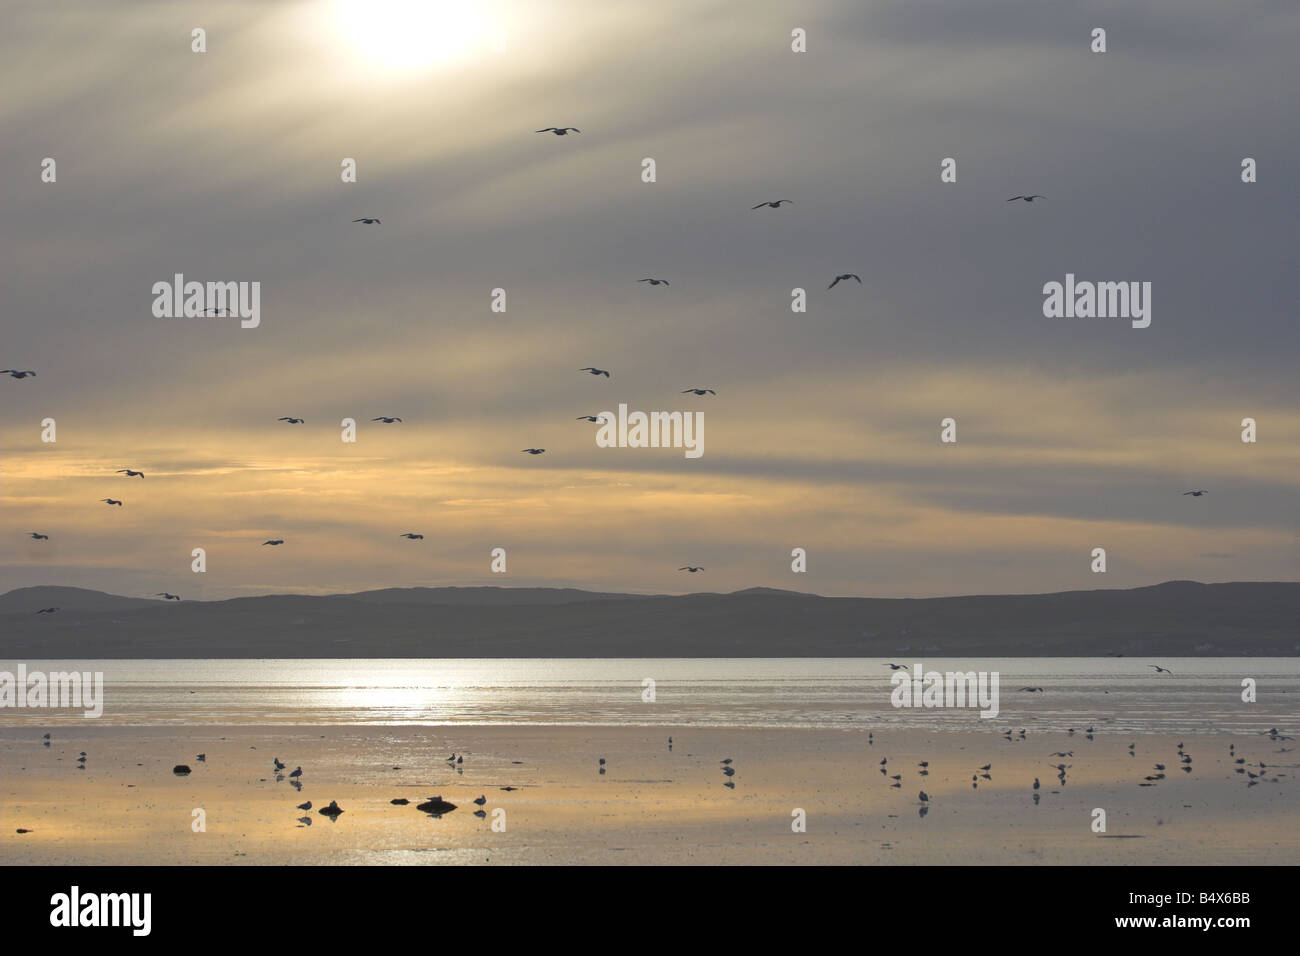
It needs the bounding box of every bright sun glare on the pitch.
[334,0,491,72]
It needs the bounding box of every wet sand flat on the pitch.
[1,725,1295,864]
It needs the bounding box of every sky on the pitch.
[1,0,1298,600]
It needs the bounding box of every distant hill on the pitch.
[0,581,1296,658]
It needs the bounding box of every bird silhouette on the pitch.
[578,367,610,377]
[398,533,424,539]
[262,539,284,546]
[1,369,35,378]
[28,532,49,540]
[155,592,180,601]
[352,218,381,224]
[828,274,861,289]
[521,448,546,455]
[536,127,579,135]
[576,415,608,423]
[278,417,304,424]
[638,278,669,286]
[751,200,792,209]
[681,388,716,395]
[1182,490,1208,496]
[371,417,402,423]
[1007,195,1046,202]
[117,469,144,478]
[678,566,704,572]
[100,498,123,506]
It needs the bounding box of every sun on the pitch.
[333,0,491,73]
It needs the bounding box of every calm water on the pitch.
[2,658,1297,733]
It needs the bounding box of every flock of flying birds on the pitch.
[7,126,1216,605]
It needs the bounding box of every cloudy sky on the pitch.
[2,0,1297,600]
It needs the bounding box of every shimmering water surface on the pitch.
[2,658,1295,733]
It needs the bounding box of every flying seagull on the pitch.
[278,417,304,424]
[1019,686,1045,692]
[578,367,610,377]
[156,592,181,601]
[262,539,284,546]
[678,566,704,572]
[1007,195,1046,202]
[751,200,792,209]
[353,218,381,224]
[828,273,862,289]
[117,469,144,478]
[29,532,48,540]
[100,498,123,506]
[1182,490,1208,496]
[201,307,232,315]
[576,415,608,423]
[36,607,59,614]
[1149,664,1174,674]
[638,278,669,286]
[372,417,402,423]
[1,369,35,379]
[521,448,546,455]
[399,533,424,540]
[681,388,716,395]
[536,127,579,135]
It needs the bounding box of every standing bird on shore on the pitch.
[289,766,303,780]
[273,758,285,771]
